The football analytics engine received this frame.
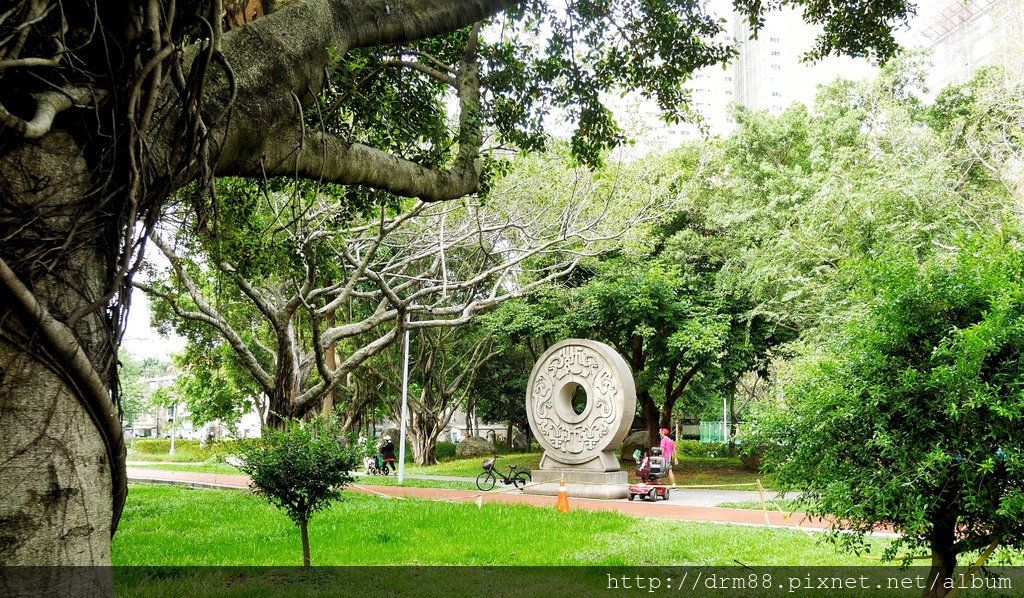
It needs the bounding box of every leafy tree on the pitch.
[116,351,151,428]
[712,57,1017,338]
[236,417,356,566]
[364,324,497,465]
[928,65,1024,205]
[141,148,658,431]
[138,357,176,378]
[170,343,255,433]
[751,234,1024,598]
[0,0,917,572]
[555,188,790,448]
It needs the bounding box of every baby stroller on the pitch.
[628,447,670,501]
[365,454,391,476]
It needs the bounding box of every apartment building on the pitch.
[615,1,877,155]
[902,0,1024,92]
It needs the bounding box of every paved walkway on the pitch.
[126,467,834,532]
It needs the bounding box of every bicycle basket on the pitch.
[482,458,495,471]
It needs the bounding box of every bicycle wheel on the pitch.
[476,471,497,491]
[512,471,531,489]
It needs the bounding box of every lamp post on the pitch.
[169,404,177,455]
[723,396,729,443]
[397,313,411,484]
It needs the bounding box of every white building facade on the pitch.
[903,0,1024,91]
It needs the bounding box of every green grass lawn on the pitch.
[672,457,774,490]
[111,485,1024,597]
[114,484,889,567]
[126,451,211,463]
[129,463,245,475]
[402,453,541,477]
[716,500,804,512]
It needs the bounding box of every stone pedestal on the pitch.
[522,470,629,500]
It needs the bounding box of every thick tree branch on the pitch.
[0,87,103,138]
[226,263,280,323]
[212,5,489,199]
[228,128,481,201]
[296,322,401,408]
[385,60,456,87]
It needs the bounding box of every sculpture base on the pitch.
[539,450,620,471]
[522,470,628,500]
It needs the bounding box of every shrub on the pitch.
[236,418,357,566]
[435,441,457,461]
[131,439,176,454]
[673,440,729,458]
[674,440,707,458]
[129,438,241,461]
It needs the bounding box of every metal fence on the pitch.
[699,421,743,443]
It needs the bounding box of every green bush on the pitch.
[130,439,241,461]
[674,440,728,458]
[435,441,457,461]
[236,417,357,566]
[131,439,177,454]
[703,443,728,458]
[674,440,707,458]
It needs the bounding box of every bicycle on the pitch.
[476,455,531,491]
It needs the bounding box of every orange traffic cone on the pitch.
[556,476,570,513]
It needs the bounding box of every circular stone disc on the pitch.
[525,339,637,465]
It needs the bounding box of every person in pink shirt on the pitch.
[659,428,679,486]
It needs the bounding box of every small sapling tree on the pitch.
[237,417,357,566]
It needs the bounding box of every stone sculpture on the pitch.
[524,339,637,498]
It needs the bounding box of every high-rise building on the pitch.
[730,7,878,117]
[613,2,877,155]
[902,0,1024,92]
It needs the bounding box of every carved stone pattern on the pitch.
[532,346,618,457]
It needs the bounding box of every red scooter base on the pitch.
[627,481,670,501]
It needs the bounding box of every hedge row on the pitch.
[674,439,729,458]
[129,439,241,460]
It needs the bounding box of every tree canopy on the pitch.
[737,63,1024,597]
[751,234,1024,597]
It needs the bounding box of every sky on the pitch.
[121,285,186,362]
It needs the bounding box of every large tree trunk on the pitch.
[639,389,661,451]
[264,388,294,431]
[408,413,440,466]
[923,518,958,598]
[0,132,125,574]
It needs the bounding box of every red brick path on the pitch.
[127,467,836,532]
